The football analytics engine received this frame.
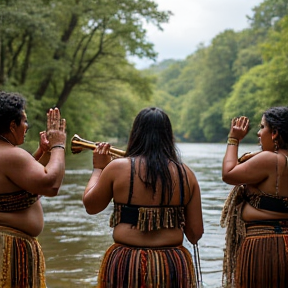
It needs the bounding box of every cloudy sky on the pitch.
[132,0,263,68]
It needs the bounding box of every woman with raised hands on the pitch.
[222,107,288,288]
[0,91,67,288]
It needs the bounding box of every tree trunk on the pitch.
[34,14,78,100]
[56,75,80,108]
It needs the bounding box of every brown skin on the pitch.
[222,116,288,221]
[0,108,66,237]
[83,143,203,246]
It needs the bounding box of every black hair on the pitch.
[0,91,26,134]
[263,106,288,149]
[125,107,185,204]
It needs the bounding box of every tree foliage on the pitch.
[142,0,288,143]
[2,0,288,144]
[0,0,171,141]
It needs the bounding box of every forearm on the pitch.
[44,148,66,192]
[33,147,44,161]
[38,151,51,165]
[222,116,249,178]
[222,138,239,175]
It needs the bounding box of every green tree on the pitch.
[0,0,171,138]
[249,0,288,30]
[192,30,239,141]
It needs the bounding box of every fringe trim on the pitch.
[220,185,246,288]
[97,243,197,288]
[236,226,288,287]
[0,226,46,288]
[110,203,185,232]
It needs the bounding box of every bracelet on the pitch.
[50,145,65,151]
[227,137,239,146]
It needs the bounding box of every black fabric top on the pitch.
[110,158,186,231]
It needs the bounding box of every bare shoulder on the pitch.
[248,151,276,164]
[182,163,197,179]
[181,163,199,192]
[104,157,131,171]
[0,146,33,163]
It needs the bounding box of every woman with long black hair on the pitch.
[83,107,203,288]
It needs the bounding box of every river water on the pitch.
[39,143,259,288]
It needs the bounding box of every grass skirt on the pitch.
[96,243,197,288]
[235,221,288,288]
[0,225,46,288]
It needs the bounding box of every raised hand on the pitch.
[93,142,112,169]
[39,131,50,153]
[46,108,67,150]
[228,116,249,141]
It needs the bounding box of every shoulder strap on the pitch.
[127,157,135,204]
[276,152,288,196]
[175,163,185,206]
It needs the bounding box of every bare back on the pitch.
[242,152,288,221]
[104,157,203,246]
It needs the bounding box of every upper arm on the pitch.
[5,148,60,195]
[183,165,204,244]
[83,161,116,214]
[222,152,273,185]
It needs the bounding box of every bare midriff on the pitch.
[242,202,288,222]
[113,223,184,247]
[0,201,44,237]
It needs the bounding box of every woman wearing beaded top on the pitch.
[0,91,66,288]
[222,107,288,288]
[82,107,203,288]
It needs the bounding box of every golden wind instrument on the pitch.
[70,134,126,158]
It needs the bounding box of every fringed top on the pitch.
[110,203,185,232]
[244,188,288,213]
[110,157,186,232]
[0,190,39,212]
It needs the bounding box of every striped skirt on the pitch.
[96,243,197,288]
[0,225,46,288]
[235,220,288,288]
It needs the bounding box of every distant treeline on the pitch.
[0,0,287,146]
[146,0,288,143]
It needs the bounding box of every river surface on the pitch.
[39,143,259,288]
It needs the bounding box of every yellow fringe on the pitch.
[0,226,46,288]
[110,203,185,232]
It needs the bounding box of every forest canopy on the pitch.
[1,0,288,146]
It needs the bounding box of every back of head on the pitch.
[126,107,178,160]
[126,107,182,204]
[264,106,288,149]
[0,91,26,134]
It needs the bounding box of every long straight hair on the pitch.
[125,107,185,204]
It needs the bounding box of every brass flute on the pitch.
[71,134,126,158]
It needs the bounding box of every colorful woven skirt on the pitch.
[0,225,46,288]
[96,243,197,288]
[235,220,288,288]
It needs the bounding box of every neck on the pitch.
[0,135,15,146]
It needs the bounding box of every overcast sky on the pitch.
[131,0,263,68]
